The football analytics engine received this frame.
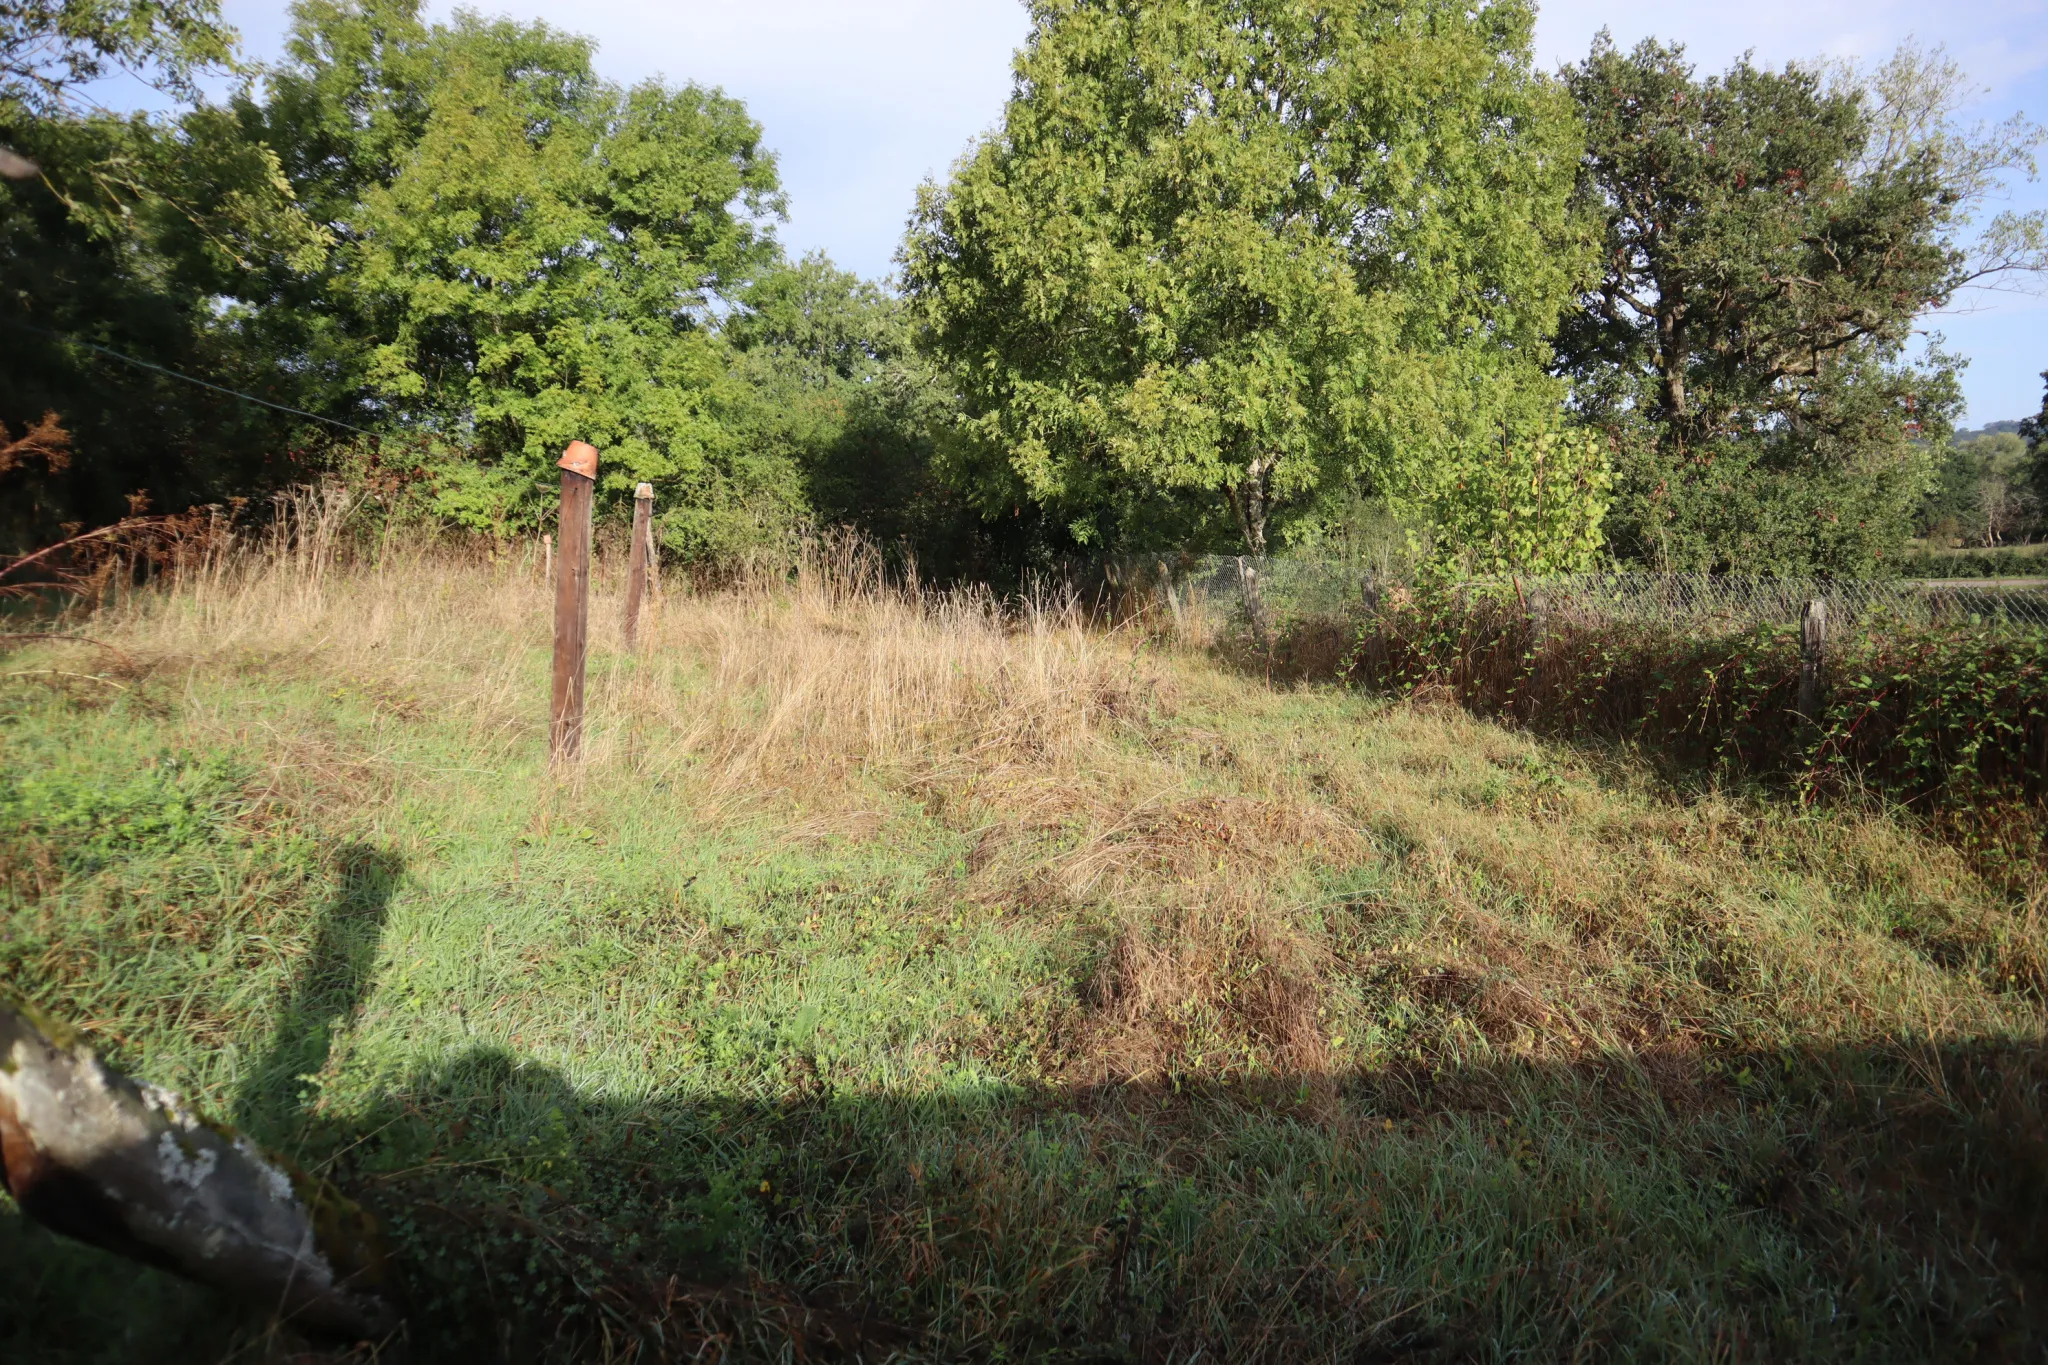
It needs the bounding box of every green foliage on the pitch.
[2,0,940,566]
[237,0,796,553]
[1917,426,2039,548]
[1896,544,2048,580]
[0,1,328,548]
[2024,371,2048,506]
[903,0,1587,559]
[1424,426,1613,574]
[1557,37,2006,573]
[1,0,235,119]
[1347,595,2048,876]
[726,252,970,568]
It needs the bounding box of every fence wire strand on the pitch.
[1090,557,2048,633]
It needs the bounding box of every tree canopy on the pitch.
[231,0,799,551]
[1558,37,2046,573]
[0,0,325,546]
[902,0,1591,562]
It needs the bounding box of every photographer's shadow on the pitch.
[235,843,403,1146]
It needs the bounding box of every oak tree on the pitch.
[1559,37,2047,572]
[903,0,1586,560]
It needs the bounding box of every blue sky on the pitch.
[192,0,2048,423]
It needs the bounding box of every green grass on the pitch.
[3,553,2046,1362]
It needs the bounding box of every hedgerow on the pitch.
[1343,590,2048,878]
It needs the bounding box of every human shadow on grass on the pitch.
[224,1031,2048,1364]
[234,842,405,1145]
[0,842,404,1365]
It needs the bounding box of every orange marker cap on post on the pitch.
[558,440,599,479]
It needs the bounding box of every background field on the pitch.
[4,540,2046,1362]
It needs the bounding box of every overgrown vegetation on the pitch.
[4,538,2047,1359]
[1331,586,2048,882]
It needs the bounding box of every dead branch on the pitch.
[0,999,399,1340]
[0,411,71,476]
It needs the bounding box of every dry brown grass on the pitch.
[69,509,2042,1105]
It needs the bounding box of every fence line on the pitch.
[1086,556,2048,634]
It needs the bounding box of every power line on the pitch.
[1,315,392,441]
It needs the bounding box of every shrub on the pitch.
[1343,588,2048,876]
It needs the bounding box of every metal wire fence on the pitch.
[1090,556,2048,634]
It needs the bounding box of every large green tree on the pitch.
[1558,38,2047,573]
[234,0,796,553]
[902,0,1588,560]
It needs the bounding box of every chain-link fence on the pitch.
[1089,556,2048,633]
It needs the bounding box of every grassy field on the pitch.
[3,536,2046,1362]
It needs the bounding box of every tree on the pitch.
[0,0,326,548]
[1559,37,2047,573]
[236,0,794,553]
[902,0,1588,561]
[2,0,234,119]
[1925,427,2036,546]
[2025,373,2048,510]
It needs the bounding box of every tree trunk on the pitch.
[1229,457,1273,556]
[0,1000,398,1340]
[1226,458,1275,640]
[1656,298,1689,429]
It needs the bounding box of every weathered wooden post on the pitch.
[645,517,662,602]
[623,482,654,650]
[1797,598,1827,723]
[551,441,597,764]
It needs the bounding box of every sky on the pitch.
[192,0,2048,423]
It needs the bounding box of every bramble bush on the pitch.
[1342,589,2048,877]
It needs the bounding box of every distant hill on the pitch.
[1956,420,2024,441]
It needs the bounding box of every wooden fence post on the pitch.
[624,482,653,650]
[1528,584,1551,698]
[646,518,661,602]
[1797,598,1827,723]
[551,441,597,764]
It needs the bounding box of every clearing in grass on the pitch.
[2,537,2045,1361]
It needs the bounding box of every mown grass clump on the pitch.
[2,538,2045,1361]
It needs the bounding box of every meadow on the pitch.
[3,530,2046,1362]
